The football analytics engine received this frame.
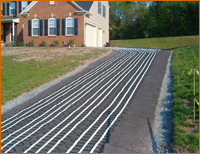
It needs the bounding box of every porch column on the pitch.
[12,21,14,43]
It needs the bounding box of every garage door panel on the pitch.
[86,24,97,47]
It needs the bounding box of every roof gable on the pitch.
[73,1,94,11]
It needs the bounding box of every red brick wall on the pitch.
[21,1,85,47]
[2,1,85,46]
[5,24,11,43]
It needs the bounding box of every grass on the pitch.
[1,48,109,105]
[112,36,199,152]
[111,35,199,49]
[171,45,199,153]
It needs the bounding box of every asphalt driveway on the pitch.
[1,48,171,153]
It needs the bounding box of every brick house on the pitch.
[1,1,110,47]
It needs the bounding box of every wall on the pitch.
[1,1,85,46]
[85,1,109,47]
[20,1,85,47]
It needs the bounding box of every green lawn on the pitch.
[1,47,110,105]
[111,35,199,49]
[171,45,199,153]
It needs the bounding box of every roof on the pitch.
[20,1,94,15]
[1,17,18,20]
[73,1,94,11]
[1,17,19,23]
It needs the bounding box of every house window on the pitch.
[49,1,55,5]
[98,1,101,15]
[48,18,57,35]
[22,1,28,11]
[32,19,40,36]
[10,2,16,15]
[103,5,106,17]
[66,17,74,35]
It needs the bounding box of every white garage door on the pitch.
[85,24,97,47]
[97,29,102,47]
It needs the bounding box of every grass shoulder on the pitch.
[111,35,199,49]
[171,45,199,153]
[1,47,111,105]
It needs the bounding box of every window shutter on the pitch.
[3,3,5,15]
[74,18,78,35]
[103,5,106,17]
[44,19,48,36]
[19,1,21,13]
[98,2,101,15]
[4,26,6,41]
[57,19,60,35]
[15,2,17,15]
[28,1,32,5]
[62,19,65,35]
[40,20,43,36]
[7,3,10,15]
[28,20,31,36]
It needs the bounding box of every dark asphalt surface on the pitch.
[102,49,171,153]
[1,48,171,153]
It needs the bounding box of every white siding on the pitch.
[85,1,109,47]
[97,28,102,47]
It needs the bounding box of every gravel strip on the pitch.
[152,54,173,153]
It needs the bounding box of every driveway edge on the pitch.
[152,53,173,152]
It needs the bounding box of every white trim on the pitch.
[32,18,40,36]
[75,10,91,16]
[70,1,84,11]
[10,24,11,42]
[66,17,74,36]
[85,20,102,29]
[49,1,55,5]
[48,18,57,36]
[12,22,14,43]
[20,1,37,15]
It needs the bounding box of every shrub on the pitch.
[68,39,75,46]
[54,40,59,46]
[41,40,47,47]
[15,41,24,46]
[8,44,13,47]
[28,40,34,46]
[81,44,85,47]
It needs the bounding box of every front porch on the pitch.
[1,17,19,46]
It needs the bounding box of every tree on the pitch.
[109,1,199,40]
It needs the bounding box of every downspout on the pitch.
[22,24,24,41]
